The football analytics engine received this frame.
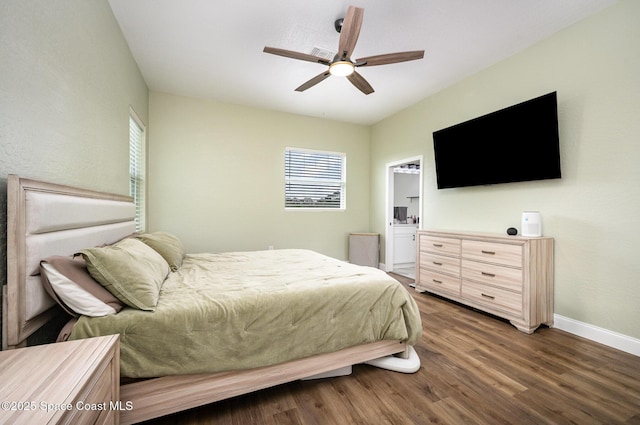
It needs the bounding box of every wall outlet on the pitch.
[268,245,274,250]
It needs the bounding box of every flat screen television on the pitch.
[432,91,561,189]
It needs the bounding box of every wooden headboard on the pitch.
[3,175,136,349]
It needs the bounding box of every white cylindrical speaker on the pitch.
[521,211,542,237]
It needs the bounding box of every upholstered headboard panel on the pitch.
[3,175,136,349]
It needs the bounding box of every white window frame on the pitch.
[129,106,146,231]
[285,147,346,211]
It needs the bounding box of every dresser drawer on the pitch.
[420,252,460,276]
[461,260,523,292]
[462,280,523,317]
[418,268,461,296]
[462,240,522,267]
[420,235,460,256]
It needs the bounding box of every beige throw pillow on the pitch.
[135,231,186,272]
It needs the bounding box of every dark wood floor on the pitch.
[143,274,640,424]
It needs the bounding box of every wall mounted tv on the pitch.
[432,91,561,189]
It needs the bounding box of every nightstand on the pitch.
[0,335,120,424]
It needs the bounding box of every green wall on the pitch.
[0,0,148,194]
[370,0,640,338]
[148,92,370,260]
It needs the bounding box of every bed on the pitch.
[3,175,422,424]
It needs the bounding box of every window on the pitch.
[129,107,146,231]
[285,148,346,210]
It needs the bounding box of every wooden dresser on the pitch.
[416,230,554,333]
[0,335,120,424]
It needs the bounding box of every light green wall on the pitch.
[0,0,148,193]
[0,1,148,288]
[370,0,640,338]
[148,92,370,260]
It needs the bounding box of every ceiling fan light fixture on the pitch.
[263,6,424,94]
[329,61,355,77]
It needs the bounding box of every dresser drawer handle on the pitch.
[481,271,496,277]
[432,261,443,266]
[432,279,442,284]
[481,250,496,255]
[481,293,495,300]
[433,243,443,248]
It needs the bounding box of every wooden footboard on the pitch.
[120,340,406,424]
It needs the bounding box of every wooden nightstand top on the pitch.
[0,335,120,424]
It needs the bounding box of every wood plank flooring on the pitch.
[142,274,640,424]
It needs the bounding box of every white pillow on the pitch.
[40,259,122,317]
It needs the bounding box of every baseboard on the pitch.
[393,262,415,269]
[553,314,640,357]
[393,274,639,357]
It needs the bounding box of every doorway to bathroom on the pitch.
[385,156,423,280]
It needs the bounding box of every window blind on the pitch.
[129,110,145,231]
[285,148,346,209]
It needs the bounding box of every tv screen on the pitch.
[433,92,561,189]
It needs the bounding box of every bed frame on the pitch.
[3,175,414,424]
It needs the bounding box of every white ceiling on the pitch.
[108,0,618,125]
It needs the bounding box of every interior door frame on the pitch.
[384,155,423,272]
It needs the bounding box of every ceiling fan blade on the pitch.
[346,71,374,95]
[337,6,364,60]
[356,50,425,67]
[263,47,330,65]
[295,71,331,92]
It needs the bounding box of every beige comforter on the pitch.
[69,249,422,378]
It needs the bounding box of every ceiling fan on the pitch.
[263,5,424,95]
